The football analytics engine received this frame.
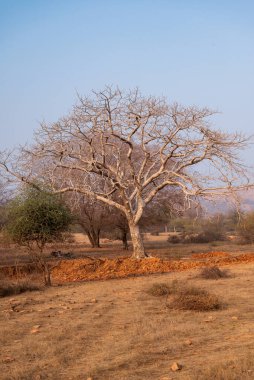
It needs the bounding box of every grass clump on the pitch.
[187,355,254,380]
[147,280,222,312]
[170,286,221,311]
[0,280,41,298]
[146,280,178,297]
[198,266,231,280]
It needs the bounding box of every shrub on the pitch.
[0,280,41,298]
[168,230,225,244]
[185,230,225,243]
[198,266,231,280]
[237,213,254,244]
[167,234,183,244]
[169,286,221,311]
[5,187,72,285]
[150,231,160,236]
[146,280,178,297]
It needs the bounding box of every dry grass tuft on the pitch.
[0,279,41,298]
[198,266,231,280]
[147,281,222,312]
[146,280,178,297]
[188,355,254,380]
[169,286,222,311]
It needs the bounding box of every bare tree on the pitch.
[0,178,13,230]
[104,208,130,250]
[66,192,108,248]
[0,178,8,206]
[0,87,250,258]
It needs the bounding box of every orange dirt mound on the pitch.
[51,252,254,283]
[191,251,231,259]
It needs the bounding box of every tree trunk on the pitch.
[43,263,52,286]
[122,231,129,250]
[86,229,101,248]
[128,222,146,258]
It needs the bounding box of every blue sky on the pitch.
[1,0,254,161]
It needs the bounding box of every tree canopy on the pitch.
[6,187,72,249]
[0,87,250,258]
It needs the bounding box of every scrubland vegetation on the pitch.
[0,88,254,378]
[0,262,254,379]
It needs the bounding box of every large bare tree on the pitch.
[0,87,249,258]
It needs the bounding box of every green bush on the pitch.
[5,187,72,285]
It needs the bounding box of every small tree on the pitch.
[65,192,108,248]
[103,208,130,250]
[5,187,72,285]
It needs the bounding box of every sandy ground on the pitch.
[1,262,254,379]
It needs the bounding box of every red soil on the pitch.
[51,252,254,283]
[191,251,230,259]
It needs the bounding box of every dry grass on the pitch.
[0,263,253,379]
[146,280,178,297]
[0,271,42,298]
[147,281,222,312]
[1,235,254,379]
[187,355,254,379]
[169,286,222,311]
[0,281,40,298]
[198,265,231,280]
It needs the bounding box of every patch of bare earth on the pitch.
[50,252,254,283]
[0,262,254,379]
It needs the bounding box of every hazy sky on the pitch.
[1,0,254,161]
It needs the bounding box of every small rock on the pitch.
[87,377,93,380]
[10,303,21,311]
[232,316,238,320]
[171,362,182,371]
[185,339,193,345]
[204,316,214,322]
[30,324,41,334]
[90,299,97,303]
[30,328,39,334]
